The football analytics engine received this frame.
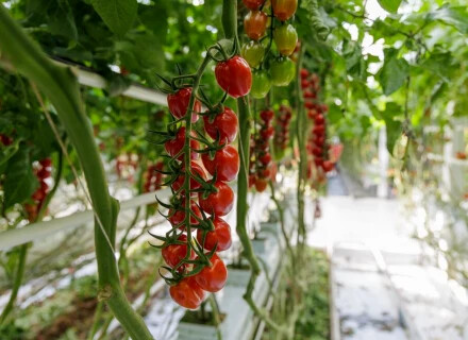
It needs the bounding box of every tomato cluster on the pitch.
[274,105,292,152]
[116,153,139,183]
[301,70,335,184]
[158,86,240,309]
[24,158,51,222]
[249,109,274,192]
[143,161,164,193]
[241,0,298,99]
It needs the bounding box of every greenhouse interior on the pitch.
[0,0,467,339]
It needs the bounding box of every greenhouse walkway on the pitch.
[308,174,468,340]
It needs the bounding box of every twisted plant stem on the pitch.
[0,5,153,339]
[294,45,307,259]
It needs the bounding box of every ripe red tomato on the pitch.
[199,181,234,216]
[165,127,200,161]
[314,114,325,125]
[255,178,268,192]
[171,161,206,192]
[162,234,194,268]
[272,0,297,21]
[215,56,252,98]
[314,157,324,167]
[39,158,52,168]
[242,0,264,10]
[300,68,309,79]
[301,79,309,89]
[203,106,238,144]
[249,174,256,188]
[194,254,228,292]
[303,90,316,99]
[259,168,271,178]
[313,136,325,147]
[259,152,272,166]
[168,202,202,229]
[244,10,268,41]
[312,146,322,157]
[260,126,274,139]
[38,167,51,179]
[307,109,317,119]
[322,160,334,172]
[260,109,274,122]
[201,146,239,182]
[313,124,325,136]
[167,88,201,122]
[196,217,232,252]
[170,277,205,309]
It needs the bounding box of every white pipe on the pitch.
[0,189,170,251]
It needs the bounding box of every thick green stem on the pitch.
[0,6,153,339]
[222,0,261,276]
[294,46,307,257]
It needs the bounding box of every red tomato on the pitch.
[260,126,274,140]
[171,161,206,192]
[39,158,52,168]
[312,146,322,157]
[259,168,271,178]
[259,153,272,166]
[255,178,268,192]
[300,68,309,79]
[162,234,194,268]
[272,0,297,21]
[168,202,203,229]
[313,136,325,147]
[199,181,234,216]
[307,109,317,119]
[249,174,256,188]
[170,277,205,309]
[242,0,264,10]
[320,104,328,113]
[215,56,252,98]
[203,107,238,144]
[301,79,309,89]
[303,90,316,99]
[314,157,324,167]
[322,160,334,172]
[201,146,239,182]
[167,88,201,122]
[194,254,228,292]
[165,127,200,161]
[244,10,268,40]
[260,109,274,122]
[197,217,232,252]
[314,114,325,125]
[313,124,325,136]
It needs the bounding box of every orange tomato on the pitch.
[271,0,297,21]
[244,11,268,40]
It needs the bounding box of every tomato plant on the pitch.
[215,56,252,98]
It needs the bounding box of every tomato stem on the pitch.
[0,6,153,339]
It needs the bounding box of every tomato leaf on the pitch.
[382,102,403,155]
[377,0,403,14]
[378,48,409,96]
[430,4,468,34]
[91,0,137,36]
[3,148,38,210]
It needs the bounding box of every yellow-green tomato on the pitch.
[273,24,298,56]
[270,58,295,86]
[241,41,266,68]
[250,70,271,99]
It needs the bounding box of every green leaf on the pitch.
[431,4,468,34]
[378,48,409,96]
[382,102,403,155]
[91,0,137,36]
[3,148,38,210]
[377,0,403,13]
[420,52,454,82]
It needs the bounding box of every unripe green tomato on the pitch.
[250,70,271,99]
[241,41,266,69]
[273,24,298,56]
[270,58,295,86]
